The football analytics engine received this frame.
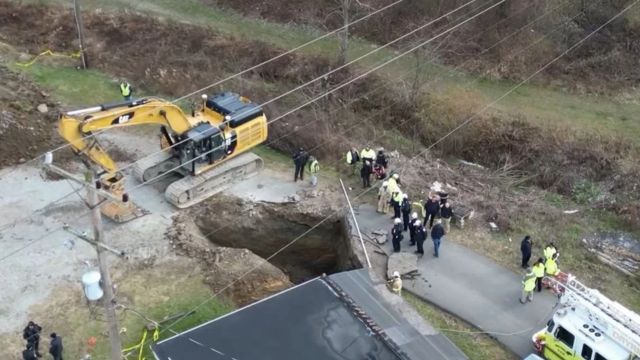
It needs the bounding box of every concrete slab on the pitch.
[353,202,559,358]
[387,252,419,278]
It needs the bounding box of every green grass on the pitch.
[11,62,120,105]
[404,292,517,360]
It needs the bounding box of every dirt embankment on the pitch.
[0,66,59,168]
[211,0,640,92]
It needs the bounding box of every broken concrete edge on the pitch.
[402,288,519,357]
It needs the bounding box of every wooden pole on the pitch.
[73,0,88,69]
[86,171,122,360]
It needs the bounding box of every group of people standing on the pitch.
[22,321,63,360]
[520,238,561,304]
[292,147,320,186]
[345,146,388,188]
[375,175,454,258]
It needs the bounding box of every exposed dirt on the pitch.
[0,65,60,167]
[166,215,293,305]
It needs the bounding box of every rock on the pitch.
[387,252,419,279]
[18,158,26,163]
[370,229,388,245]
[37,103,48,113]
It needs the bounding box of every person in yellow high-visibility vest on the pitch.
[119,81,132,101]
[308,156,319,187]
[392,191,403,220]
[532,258,545,292]
[520,267,537,303]
[545,256,560,277]
[543,243,557,261]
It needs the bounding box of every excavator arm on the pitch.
[58,98,194,178]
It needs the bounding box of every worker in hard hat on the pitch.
[119,81,133,101]
[543,243,558,261]
[391,218,403,252]
[532,258,545,292]
[414,219,426,256]
[377,181,390,213]
[408,212,419,245]
[520,267,537,303]
[391,191,403,220]
[360,145,376,165]
[387,271,402,295]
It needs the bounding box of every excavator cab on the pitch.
[177,123,227,175]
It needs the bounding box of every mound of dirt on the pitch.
[0,65,59,167]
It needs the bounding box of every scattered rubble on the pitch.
[583,232,640,276]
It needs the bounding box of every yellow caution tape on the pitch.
[15,49,82,67]
[122,326,160,360]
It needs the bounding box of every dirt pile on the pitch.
[166,214,292,305]
[0,65,59,167]
[191,194,360,283]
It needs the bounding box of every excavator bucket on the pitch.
[100,199,149,223]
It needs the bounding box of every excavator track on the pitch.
[165,152,263,208]
[131,151,176,183]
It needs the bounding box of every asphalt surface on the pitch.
[153,277,401,360]
[353,203,559,357]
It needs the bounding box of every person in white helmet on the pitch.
[408,212,419,245]
[377,181,390,213]
[391,218,403,252]
[387,271,402,295]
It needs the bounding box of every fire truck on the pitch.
[532,274,640,360]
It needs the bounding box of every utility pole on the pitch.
[85,171,123,360]
[44,155,123,360]
[73,0,88,69]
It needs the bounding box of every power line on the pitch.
[0,0,572,262]
[0,0,404,181]
[154,0,639,338]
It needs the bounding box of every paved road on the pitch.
[353,203,559,357]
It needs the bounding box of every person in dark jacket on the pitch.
[440,202,454,232]
[391,218,403,252]
[408,212,419,245]
[22,345,37,360]
[292,148,309,182]
[360,159,373,188]
[520,235,533,268]
[375,148,388,169]
[424,194,440,228]
[23,321,42,357]
[401,194,412,231]
[414,220,426,256]
[49,333,63,360]
[431,219,445,258]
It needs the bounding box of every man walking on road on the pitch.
[414,220,426,257]
[292,148,309,182]
[424,194,440,228]
[391,218,403,253]
[431,219,445,257]
[520,235,533,268]
[49,333,63,360]
[532,258,545,292]
[520,267,537,304]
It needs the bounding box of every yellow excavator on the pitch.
[58,92,268,222]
